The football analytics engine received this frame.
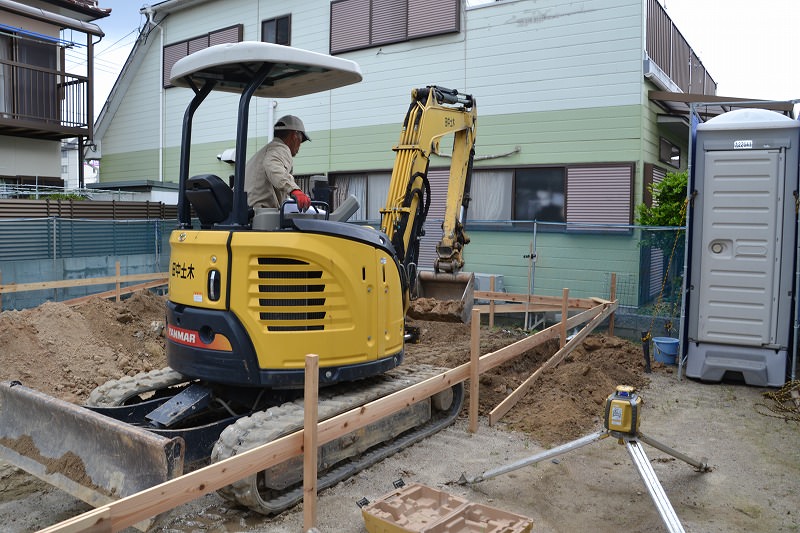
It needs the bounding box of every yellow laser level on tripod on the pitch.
[459,384,711,533]
[604,385,642,435]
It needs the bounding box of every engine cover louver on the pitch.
[254,257,330,332]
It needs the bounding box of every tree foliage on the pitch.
[636,170,687,316]
[636,170,688,227]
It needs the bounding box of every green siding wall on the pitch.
[100,104,647,181]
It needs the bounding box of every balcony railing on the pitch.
[0,58,90,140]
[646,0,716,95]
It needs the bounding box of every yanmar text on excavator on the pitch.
[0,41,478,518]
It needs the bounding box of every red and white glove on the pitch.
[290,189,311,211]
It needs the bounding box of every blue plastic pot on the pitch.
[652,337,679,365]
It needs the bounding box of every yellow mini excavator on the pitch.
[0,42,477,517]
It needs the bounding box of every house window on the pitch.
[262,15,291,45]
[470,164,633,229]
[163,25,243,88]
[514,167,565,222]
[335,163,632,231]
[470,170,512,220]
[330,172,391,222]
[659,137,681,168]
[330,0,460,54]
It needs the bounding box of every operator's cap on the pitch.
[274,115,310,142]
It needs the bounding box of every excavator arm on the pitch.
[380,86,477,319]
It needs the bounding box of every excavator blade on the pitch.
[409,271,475,323]
[0,381,184,507]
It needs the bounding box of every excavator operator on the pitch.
[244,114,312,211]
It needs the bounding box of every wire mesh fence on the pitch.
[458,220,687,340]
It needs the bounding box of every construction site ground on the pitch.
[0,291,797,532]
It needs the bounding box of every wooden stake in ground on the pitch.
[488,276,495,329]
[469,307,481,433]
[560,288,569,348]
[304,354,319,531]
[115,262,121,302]
[608,273,617,336]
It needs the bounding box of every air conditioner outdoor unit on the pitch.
[473,273,505,303]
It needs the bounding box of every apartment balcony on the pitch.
[0,59,92,141]
[645,0,716,96]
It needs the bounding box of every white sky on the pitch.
[88,1,799,117]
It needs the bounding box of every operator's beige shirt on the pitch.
[244,138,300,208]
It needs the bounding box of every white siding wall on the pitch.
[102,41,163,154]
[465,0,643,114]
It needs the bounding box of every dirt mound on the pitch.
[0,290,168,403]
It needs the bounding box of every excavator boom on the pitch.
[380,86,478,322]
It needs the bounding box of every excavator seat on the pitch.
[185,174,233,228]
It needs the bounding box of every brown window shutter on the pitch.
[372,0,407,44]
[187,36,207,55]
[408,0,459,39]
[331,0,371,53]
[210,25,243,46]
[566,165,633,225]
[163,42,187,88]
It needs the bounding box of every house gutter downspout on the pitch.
[159,17,164,182]
[140,5,165,183]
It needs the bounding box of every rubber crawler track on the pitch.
[85,367,187,406]
[84,365,463,515]
[212,364,464,515]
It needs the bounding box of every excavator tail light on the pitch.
[208,269,221,301]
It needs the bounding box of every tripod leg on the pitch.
[626,439,686,533]
[458,430,608,484]
[638,432,710,472]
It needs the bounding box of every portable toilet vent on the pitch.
[685,108,799,387]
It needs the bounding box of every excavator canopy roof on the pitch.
[170,41,363,98]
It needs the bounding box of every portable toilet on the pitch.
[685,108,799,386]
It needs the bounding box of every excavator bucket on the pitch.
[409,271,475,323]
[0,381,184,508]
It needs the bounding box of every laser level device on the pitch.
[604,385,642,435]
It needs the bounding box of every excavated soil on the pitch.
[0,291,647,446]
[0,291,797,533]
[407,298,466,323]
